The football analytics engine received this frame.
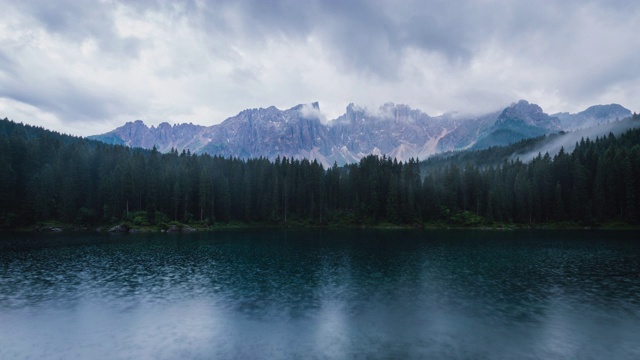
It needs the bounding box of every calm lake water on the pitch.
[1,229,639,359]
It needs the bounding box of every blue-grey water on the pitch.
[1,229,639,359]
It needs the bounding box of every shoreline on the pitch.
[4,220,639,234]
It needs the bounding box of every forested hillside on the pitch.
[1,115,639,229]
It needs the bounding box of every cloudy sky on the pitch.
[1,0,639,136]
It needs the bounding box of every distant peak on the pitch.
[510,99,533,108]
[378,103,415,111]
[298,102,325,122]
[380,102,396,109]
[346,103,364,113]
[506,100,543,114]
[577,103,631,119]
[496,100,560,130]
[291,102,320,111]
[582,103,630,112]
[119,120,148,130]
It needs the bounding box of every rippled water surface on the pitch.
[1,229,639,359]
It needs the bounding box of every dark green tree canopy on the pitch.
[1,117,639,228]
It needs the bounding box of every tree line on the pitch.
[1,115,639,228]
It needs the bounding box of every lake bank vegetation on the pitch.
[1,115,639,232]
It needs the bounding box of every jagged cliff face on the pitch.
[89,101,632,165]
[91,102,466,166]
[198,103,335,164]
[328,103,453,161]
[95,120,207,152]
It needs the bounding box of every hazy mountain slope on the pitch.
[435,111,501,151]
[515,115,640,162]
[553,104,631,130]
[424,114,640,173]
[471,100,561,149]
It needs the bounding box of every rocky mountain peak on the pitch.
[497,100,560,130]
[502,100,542,119]
[340,103,366,124]
[121,120,148,130]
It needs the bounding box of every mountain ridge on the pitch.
[89,101,632,165]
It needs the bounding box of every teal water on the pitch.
[1,229,639,359]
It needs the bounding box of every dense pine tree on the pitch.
[1,117,639,229]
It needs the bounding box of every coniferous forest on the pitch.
[1,116,639,229]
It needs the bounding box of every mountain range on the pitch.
[89,100,631,166]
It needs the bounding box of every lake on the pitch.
[1,229,639,359]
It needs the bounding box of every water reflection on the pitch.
[1,230,639,359]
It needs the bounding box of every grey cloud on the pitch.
[11,0,143,58]
[150,0,472,79]
[1,0,639,134]
[1,77,135,123]
[52,81,137,121]
[0,49,16,73]
[25,0,636,82]
[10,0,640,78]
[0,48,137,123]
[177,1,542,78]
[203,0,482,78]
[569,56,640,99]
[0,55,133,124]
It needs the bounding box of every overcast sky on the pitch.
[1,0,639,136]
